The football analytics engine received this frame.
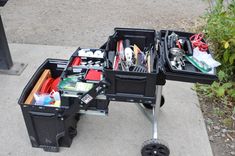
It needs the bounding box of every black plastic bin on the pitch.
[18,59,79,152]
[160,30,217,84]
[104,28,164,104]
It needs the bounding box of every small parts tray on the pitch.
[59,48,109,113]
[60,48,105,96]
[104,28,161,104]
[160,30,217,84]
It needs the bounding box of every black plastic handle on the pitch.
[30,111,55,117]
[116,74,146,81]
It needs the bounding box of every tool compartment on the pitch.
[160,30,217,84]
[18,59,79,152]
[59,48,109,114]
[104,28,160,104]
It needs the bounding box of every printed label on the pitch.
[81,94,93,104]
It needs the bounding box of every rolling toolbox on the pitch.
[18,28,217,156]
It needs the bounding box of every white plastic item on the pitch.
[124,47,133,66]
[193,47,221,68]
[78,49,93,57]
[78,49,86,56]
[85,51,94,57]
[93,50,104,58]
[33,91,61,107]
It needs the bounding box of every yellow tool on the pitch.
[25,69,51,104]
[133,44,141,65]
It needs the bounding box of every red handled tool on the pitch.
[176,40,182,49]
[113,40,123,70]
[71,57,81,66]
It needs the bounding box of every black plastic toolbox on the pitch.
[104,28,165,104]
[18,27,219,154]
[18,59,79,152]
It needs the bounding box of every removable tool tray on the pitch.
[60,48,105,95]
[160,30,217,84]
[59,48,109,113]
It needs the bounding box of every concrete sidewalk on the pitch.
[0,43,213,156]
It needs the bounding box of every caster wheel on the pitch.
[143,95,165,109]
[141,139,170,156]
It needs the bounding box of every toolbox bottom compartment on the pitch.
[21,106,79,152]
[18,59,80,152]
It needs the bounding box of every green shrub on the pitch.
[196,0,235,110]
[204,0,235,70]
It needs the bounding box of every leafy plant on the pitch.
[196,0,235,102]
[195,71,234,101]
[204,0,235,67]
[195,0,235,120]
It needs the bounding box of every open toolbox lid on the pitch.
[157,29,218,84]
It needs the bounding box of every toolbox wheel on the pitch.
[143,95,165,109]
[141,139,170,156]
